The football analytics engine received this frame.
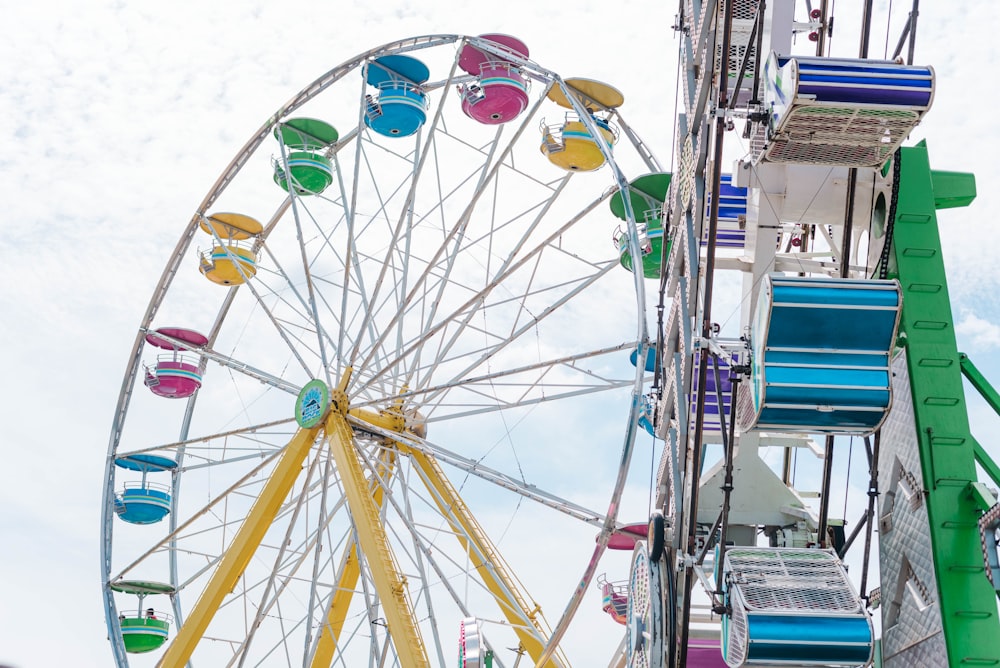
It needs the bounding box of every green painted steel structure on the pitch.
[892,141,1000,665]
[960,353,1000,493]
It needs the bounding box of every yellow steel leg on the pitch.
[404,445,567,668]
[157,424,321,668]
[323,408,430,667]
[310,448,397,667]
[310,542,361,665]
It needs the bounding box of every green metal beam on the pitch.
[961,353,1000,415]
[967,481,997,514]
[957,354,1000,493]
[976,440,1000,493]
[931,169,977,210]
[892,142,1000,665]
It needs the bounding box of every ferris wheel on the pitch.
[99,34,664,666]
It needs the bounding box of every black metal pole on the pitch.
[860,431,881,599]
[837,510,870,559]
[817,434,836,547]
[840,170,857,279]
[714,357,739,608]
[677,1,734,665]
[906,0,920,65]
[815,0,830,56]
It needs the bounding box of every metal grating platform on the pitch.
[757,55,934,167]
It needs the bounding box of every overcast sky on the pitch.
[1,1,998,666]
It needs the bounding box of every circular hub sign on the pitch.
[295,379,330,428]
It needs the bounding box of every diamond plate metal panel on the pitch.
[691,40,714,119]
[679,136,696,211]
[877,351,947,666]
[686,0,710,54]
[654,218,692,505]
[881,633,949,668]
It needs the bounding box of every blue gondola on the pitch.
[722,548,874,667]
[742,274,902,434]
[113,454,177,525]
[363,55,430,138]
[703,174,749,249]
[690,351,739,441]
[761,53,934,167]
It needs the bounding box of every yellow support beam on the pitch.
[403,445,567,668]
[310,448,397,667]
[310,542,361,665]
[157,424,321,667]
[323,407,430,667]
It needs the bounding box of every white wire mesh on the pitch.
[765,105,922,167]
[725,548,864,614]
[725,598,749,666]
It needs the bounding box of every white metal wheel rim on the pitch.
[100,34,656,668]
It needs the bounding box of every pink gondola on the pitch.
[457,34,530,125]
[143,327,208,399]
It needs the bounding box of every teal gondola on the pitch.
[741,274,902,434]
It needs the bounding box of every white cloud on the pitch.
[957,311,1000,351]
[3,1,1000,666]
